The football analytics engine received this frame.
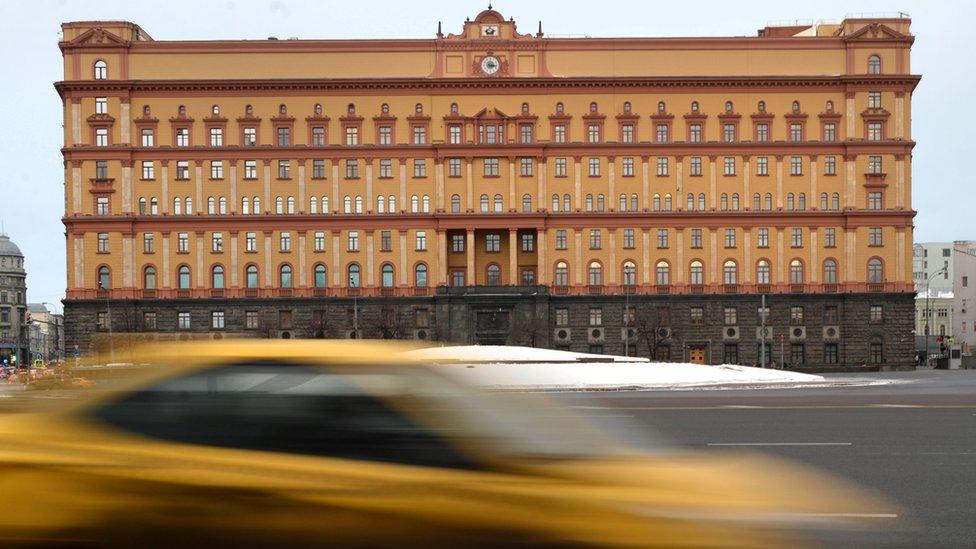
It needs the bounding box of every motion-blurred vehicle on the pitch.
[0,341,891,547]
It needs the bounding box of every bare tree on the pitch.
[376,307,406,340]
[632,307,675,361]
[508,312,548,347]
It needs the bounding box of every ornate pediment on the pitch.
[64,27,129,48]
[842,22,910,42]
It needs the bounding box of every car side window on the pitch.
[91,362,478,470]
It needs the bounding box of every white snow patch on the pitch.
[404,345,825,391]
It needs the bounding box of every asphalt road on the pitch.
[553,370,976,548]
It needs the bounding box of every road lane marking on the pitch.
[569,404,976,410]
[868,404,923,408]
[706,442,852,447]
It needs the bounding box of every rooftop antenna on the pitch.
[488,2,492,10]
[437,21,443,38]
[537,20,543,37]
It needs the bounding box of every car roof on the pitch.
[126,339,430,367]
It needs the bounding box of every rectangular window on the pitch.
[279,232,291,252]
[622,157,634,177]
[210,127,223,147]
[448,158,461,177]
[870,305,884,323]
[413,159,426,178]
[790,306,805,325]
[789,123,803,141]
[416,231,427,251]
[823,123,836,142]
[790,343,805,366]
[244,160,257,179]
[724,228,736,248]
[868,191,883,210]
[757,228,769,248]
[276,127,291,146]
[95,97,108,114]
[175,128,189,147]
[657,229,669,249]
[519,157,533,177]
[345,160,359,179]
[790,156,803,175]
[656,124,669,143]
[553,157,567,177]
[141,161,154,180]
[143,233,154,253]
[451,234,465,253]
[824,155,836,175]
[689,156,701,176]
[177,232,189,253]
[587,124,601,143]
[723,156,736,176]
[311,126,326,146]
[555,229,567,250]
[485,233,500,252]
[621,124,634,143]
[211,311,225,330]
[97,232,109,253]
[554,124,566,143]
[95,128,109,147]
[555,308,569,326]
[690,306,704,325]
[824,343,839,364]
[724,307,738,325]
[520,124,533,144]
[243,127,257,146]
[723,123,736,142]
[245,232,257,252]
[756,156,768,176]
[756,123,769,142]
[278,160,291,179]
[868,155,883,174]
[867,122,883,141]
[345,126,359,145]
[689,123,701,143]
[211,232,223,252]
[347,231,359,251]
[824,227,836,247]
[483,158,499,177]
[791,228,803,248]
[623,229,635,249]
[143,312,157,330]
[176,161,189,180]
[210,160,223,179]
[312,159,326,179]
[141,128,154,147]
[656,157,668,176]
[449,125,461,144]
[451,270,465,287]
[412,126,427,145]
[868,91,881,109]
[589,308,603,326]
[691,228,703,248]
[723,344,739,365]
[245,311,259,329]
[177,312,191,330]
[589,229,601,250]
[588,157,600,177]
[869,227,883,246]
[314,231,326,252]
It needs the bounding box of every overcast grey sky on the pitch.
[1,0,972,305]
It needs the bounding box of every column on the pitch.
[607,230,616,284]
[465,158,473,209]
[263,231,272,287]
[437,229,448,286]
[508,158,516,211]
[845,155,857,209]
[641,229,651,284]
[74,236,85,288]
[120,101,131,144]
[466,229,475,285]
[121,162,133,213]
[71,162,82,212]
[262,160,272,214]
[435,159,445,211]
[230,232,239,287]
[845,229,857,283]
[810,156,818,208]
[366,231,375,287]
[298,232,307,287]
[537,228,548,284]
[122,233,133,287]
[364,161,373,212]
[399,230,408,285]
[896,154,906,209]
[775,156,784,209]
[573,157,582,209]
[161,233,170,288]
[574,229,582,285]
[743,229,752,283]
[331,231,341,286]
[708,229,718,283]
[160,161,169,214]
[776,228,785,284]
[194,161,203,214]
[70,99,81,145]
[298,161,307,212]
[708,156,717,209]
[608,158,616,210]
[508,228,518,284]
[194,233,204,288]
[641,156,650,205]
[536,157,547,209]
[229,160,238,214]
[894,91,906,139]
[331,161,340,213]
[675,156,684,200]
[845,92,857,137]
[896,228,906,282]
[398,159,407,211]
[675,229,684,284]
[743,156,751,205]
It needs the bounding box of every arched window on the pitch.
[764,193,773,211]
[820,192,829,210]
[791,100,800,113]
[211,265,225,289]
[139,197,147,215]
[344,196,352,214]
[831,193,840,211]
[787,193,795,211]
[385,195,393,213]
[687,193,695,211]
[276,196,284,214]
[278,104,287,115]
[486,264,501,286]
[253,196,261,214]
[691,100,699,112]
[177,265,191,289]
[657,101,666,113]
[825,100,834,112]
[245,104,253,116]
[689,260,704,285]
[347,103,356,114]
[619,194,627,212]
[241,196,250,215]
[415,263,428,287]
[493,194,503,212]
[309,196,319,214]
[480,194,489,213]
[753,193,761,211]
[347,264,361,287]
[208,197,216,215]
[589,101,598,113]
[868,54,881,74]
[622,261,637,286]
[314,103,323,115]
[211,104,220,116]
[720,193,729,211]
[653,194,661,211]
[376,195,385,214]
[451,194,461,213]
[287,196,295,214]
[585,194,594,212]
[867,258,884,283]
[355,196,363,214]
[596,194,605,212]
[551,194,560,212]
[93,60,108,80]
[150,198,158,215]
[381,263,394,288]
[757,100,766,112]
[664,194,672,211]
[278,264,292,288]
[245,265,259,288]
[725,100,733,113]
[790,259,804,284]
[173,197,182,215]
[522,194,532,213]
[450,103,459,114]
[656,261,671,285]
[723,260,738,284]
[178,105,187,117]
[98,266,111,290]
[379,103,389,114]
[219,197,227,214]
[143,266,157,289]
[313,264,327,288]
[555,102,564,114]
[554,261,569,286]
[563,194,571,212]
[410,195,419,213]
[631,193,639,212]
[422,195,430,213]
[587,261,603,286]
[798,193,806,211]
[415,103,424,113]
[521,102,530,114]
[822,259,838,284]
[755,259,771,285]
[185,196,192,215]
[698,193,705,211]
[731,193,740,211]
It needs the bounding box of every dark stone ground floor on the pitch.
[65,286,915,370]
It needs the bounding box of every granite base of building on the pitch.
[64,287,915,370]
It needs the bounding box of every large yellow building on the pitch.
[58,9,919,367]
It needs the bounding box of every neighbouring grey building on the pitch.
[27,303,64,363]
[953,243,976,352]
[0,235,28,366]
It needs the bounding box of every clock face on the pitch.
[482,25,498,36]
[481,56,500,75]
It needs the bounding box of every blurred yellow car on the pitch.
[0,340,891,547]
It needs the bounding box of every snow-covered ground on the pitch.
[404,345,827,391]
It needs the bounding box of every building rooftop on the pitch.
[0,235,23,257]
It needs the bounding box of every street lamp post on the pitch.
[925,266,947,367]
[41,302,62,362]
